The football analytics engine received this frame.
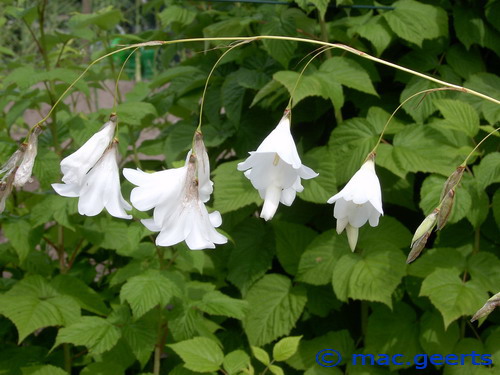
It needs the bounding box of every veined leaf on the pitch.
[169,337,224,373]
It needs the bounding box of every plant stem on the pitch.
[63,343,72,372]
[154,306,168,375]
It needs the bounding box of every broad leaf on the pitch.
[169,337,224,373]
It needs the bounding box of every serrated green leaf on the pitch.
[434,99,480,137]
[113,102,157,126]
[244,274,307,346]
[222,72,245,124]
[365,302,420,370]
[251,346,270,366]
[223,350,250,375]
[2,219,32,262]
[273,336,302,362]
[196,290,248,320]
[473,152,500,189]
[213,160,261,214]
[297,231,349,285]
[273,221,316,275]
[407,247,467,278]
[122,313,158,367]
[420,268,488,328]
[332,244,406,307]
[54,316,121,355]
[420,311,460,356]
[169,337,224,373]
[300,146,338,204]
[467,252,500,294]
[356,15,393,56]
[269,365,284,375]
[159,5,196,27]
[51,274,108,315]
[0,294,80,342]
[383,0,448,46]
[228,218,275,293]
[120,270,177,319]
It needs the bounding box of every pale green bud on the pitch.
[411,209,438,247]
[437,189,454,230]
[471,292,500,323]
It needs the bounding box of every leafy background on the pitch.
[0,0,499,374]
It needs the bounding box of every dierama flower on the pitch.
[124,139,227,250]
[327,154,383,251]
[53,142,132,219]
[59,115,117,185]
[13,126,42,188]
[237,111,318,221]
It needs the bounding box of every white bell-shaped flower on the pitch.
[237,111,318,221]
[52,142,132,219]
[60,116,116,185]
[124,148,227,250]
[327,156,383,251]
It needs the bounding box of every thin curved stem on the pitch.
[113,47,139,112]
[28,36,500,138]
[197,39,255,131]
[369,87,460,156]
[462,127,500,166]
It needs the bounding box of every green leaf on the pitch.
[295,0,329,18]
[269,365,284,375]
[0,294,80,342]
[273,221,316,275]
[300,146,338,204]
[473,152,500,189]
[261,9,298,68]
[113,102,157,126]
[54,316,121,355]
[419,175,472,224]
[454,6,500,56]
[213,160,261,214]
[2,219,32,262]
[68,7,123,31]
[122,314,158,367]
[196,290,248,320]
[383,0,448,46]
[223,350,250,375]
[356,15,393,56]
[30,195,74,230]
[287,330,355,370]
[222,72,246,124]
[159,5,196,27]
[169,337,224,373]
[80,362,124,375]
[251,346,270,366]
[407,247,467,278]
[120,270,178,319]
[273,336,302,362]
[244,274,307,346]
[420,311,460,356]
[332,244,406,307]
[467,252,500,294]
[399,77,444,123]
[493,189,500,228]
[434,99,480,137]
[297,230,350,285]
[358,216,412,250]
[485,327,500,366]
[33,148,60,189]
[420,268,488,328]
[51,275,108,315]
[463,179,489,228]
[365,302,421,370]
[320,57,378,97]
[21,365,68,375]
[228,218,275,293]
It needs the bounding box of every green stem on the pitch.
[461,127,500,166]
[318,15,332,59]
[114,47,139,112]
[28,36,500,137]
[197,40,254,131]
[369,87,458,156]
[63,343,71,372]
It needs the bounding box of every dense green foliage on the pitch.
[0,0,499,374]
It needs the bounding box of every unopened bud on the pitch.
[14,128,41,187]
[437,189,454,230]
[407,231,431,263]
[471,292,500,323]
[411,209,438,247]
[440,166,465,201]
[0,167,17,213]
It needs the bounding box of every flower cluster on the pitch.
[1,107,388,252]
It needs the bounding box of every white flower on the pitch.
[124,147,227,250]
[60,116,116,185]
[237,111,318,221]
[52,142,132,219]
[327,157,383,251]
[13,126,42,188]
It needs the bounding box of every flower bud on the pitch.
[407,231,430,264]
[471,292,500,323]
[437,189,454,230]
[440,166,465,201]
[411,209,438,247]
[14,126,42,187]
[0,167,17,213]
[193,131,213,202]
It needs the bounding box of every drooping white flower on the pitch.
[60,115,116,185]
[52,142,132,219]
[124,141,227,250]
[327,155,383,251]
[13,126,42,188]
[237,111,318,221]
